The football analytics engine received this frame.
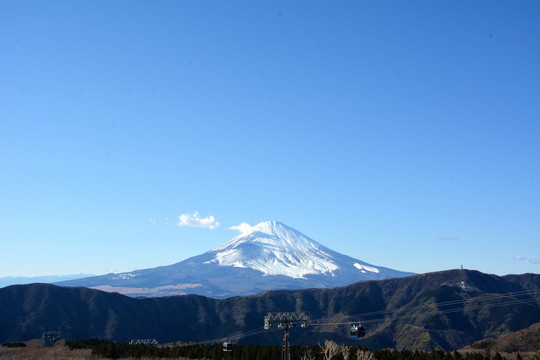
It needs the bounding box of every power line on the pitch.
[309,290,539,327]
[189,288,540,345]
[311,289,540,324]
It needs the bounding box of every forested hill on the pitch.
[462,321,540,353]
[1,269,539,351]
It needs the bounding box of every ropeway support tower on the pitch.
[264,312,309,360]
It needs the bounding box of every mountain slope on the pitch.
[462,321,540,353]
[3,270,540,350]
[58,221,413,298]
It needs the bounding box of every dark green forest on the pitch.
[65,339,516,360]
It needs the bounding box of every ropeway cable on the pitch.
[309,295,539,327]
[191,288,540,344]
[309,288,540,325]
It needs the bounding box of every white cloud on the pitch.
[177,211,220,229]
[514,256,527,261]
[106,268,126,274]
[148,218,157,225]
[529,259,540,264]
[230,222,254,234]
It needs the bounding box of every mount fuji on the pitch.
[58,221,414,298]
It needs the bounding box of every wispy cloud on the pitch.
[230,222,253,234]
[177,211,220,229]
[529,259,540,264]
[514,256,527,261]
[148,218,157,225]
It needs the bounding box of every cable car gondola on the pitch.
[222,340,233,352]
[350,323,365,338]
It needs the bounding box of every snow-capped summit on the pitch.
[58,221,415,298]
[206,221,339,278]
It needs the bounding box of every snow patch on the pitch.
[354,263,379,273]
[110,273,136,280]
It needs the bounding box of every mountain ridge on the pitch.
[2,269,539,350]
[0,274,94,288]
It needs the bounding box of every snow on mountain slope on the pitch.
[204,221,340,278]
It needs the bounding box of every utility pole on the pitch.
[264,312,309,360]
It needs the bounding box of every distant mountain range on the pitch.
[0,274,94,288]
[2,269,539,350]
[57,221,414,298]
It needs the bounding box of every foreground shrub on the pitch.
[2,342,27,348]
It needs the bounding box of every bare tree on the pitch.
[319,340,340,360]
[340,344,352,360]
[300,350,317,360]
[357,350,375,360]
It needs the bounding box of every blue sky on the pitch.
[1,1,539,278]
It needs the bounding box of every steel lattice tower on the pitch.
[264,312,309,360]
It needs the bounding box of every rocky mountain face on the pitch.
[2,270,540,351]
[58,221,414,298]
